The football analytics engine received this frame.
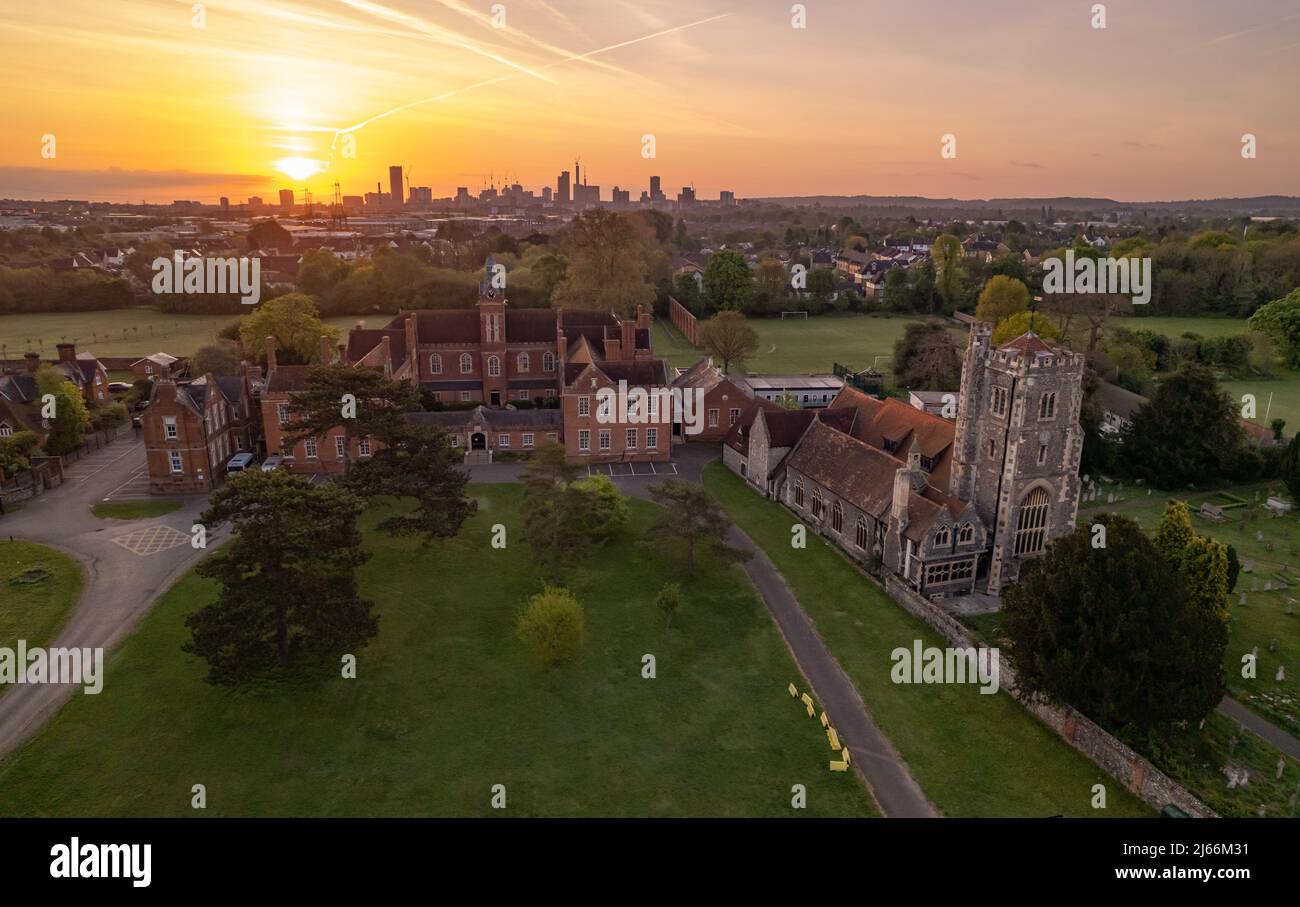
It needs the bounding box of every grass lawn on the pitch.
[654,312,961,378]
[703,462,1150,817]
[0,309,363,360]
[91,500,183,520]
[0,484,875,817]
[1079,482,1300,737]
[0,540,84,651]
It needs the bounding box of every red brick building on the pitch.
[144,374,249,493]
[671,357,752,443]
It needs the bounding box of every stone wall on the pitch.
[884,575,1216,817]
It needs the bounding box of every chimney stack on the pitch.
[24,351,40,374]
[319,335,334,366]
[56,342,76,365]
[265,336,278,372]
[380,335,392,378]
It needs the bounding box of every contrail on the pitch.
[331,12,730,142]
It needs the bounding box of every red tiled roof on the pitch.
[825,386,956,488]
[998,331,1059,356]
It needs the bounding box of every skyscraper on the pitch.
[278,189,295,209]
[649,175,663,202]
[389,165,404,207]
[556,170,571,205]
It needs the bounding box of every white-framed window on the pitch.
[460,391,471,402]
[625,428,637,449]
[488,356,501,377]
[547,432,559,442]
[729,408,740,426]
[579,430,590,452]
[450,435,460,448]
[578,396,590,417]
[459,353,473,374]
[145,364,154,375]
[277,403,289,425]
[597,395,612,421]
[1014,487,1051,556]
[647,427,658,449]
[499,433,510,448]
[935,526,950,547]
[517,353,530,373]
[543,351,555,372]
[708,408,719,428]
[647,393,659,422]
[163,416,177,439]
[544,388,556,400]
[359,438,372,457]
[431,391,442,403]
[336,436,346,459]
[599,429,611,451]
[169,450,183,474]
[305,437,318,459]
[958,523,974,544]
[522,433,534,448]
[0,423,12,437]
[517,390,530,401]
[430,354,442,375]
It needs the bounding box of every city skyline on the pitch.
[3,0,1300,203]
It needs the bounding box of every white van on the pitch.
[226,452,256,473]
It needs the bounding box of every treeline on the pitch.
[0,265,134,313]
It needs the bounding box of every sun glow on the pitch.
[274,157,327,181]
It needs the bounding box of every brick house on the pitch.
[563,358,671,463]
[144,375,243,493]
[671,357,752,444]
[3,344,110,406]
[130,352,182,380]
[406,406,563,462]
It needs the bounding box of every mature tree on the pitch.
[34,366,90,455]
[1283,433,1300,504]
[1248,287,1300,368]
[184,471,377,685]
[698,310,760,374]
[239,293,338,366]
[807,267,837,309]
[551,209,654,316]
[343,425,475,544]
[975,275,1030,324]
[296,247,351,296]
[673,272,702,312]
[571,473,629,537]
[529,251,567,303]
[1001,514,1226,739]
[755,256,789,301]
[891,322,962,390]
[516,586,586,667]
[643,480,750,576]
[520,442,617,580]
[702,250,754,312]
[930,234,964,306]
[1120,363,1245,488]
[191,341,242,376]
[283,364,419,477]
[991,310,1061,345]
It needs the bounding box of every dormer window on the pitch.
[958,523,974,544]
[934,527,950,547]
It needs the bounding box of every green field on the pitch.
[654,312,960,377]
[0,309,364,360]
[1079,483,1300,737]
[0,485,875,817]
[703,463,1150,817]
[0,540,83,653]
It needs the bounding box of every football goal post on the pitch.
[780,311,809,320]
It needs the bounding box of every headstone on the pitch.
[1279,756,1287,781]
[1265,580,1274,591]
[1257,803,1267,817]
[1287,599,1296,615]
[1107,493,1114,504]
[1258,530,1265,542]
[1269,638,1279,652]
[1240,592,1248,606]
[1278,665,1287,682]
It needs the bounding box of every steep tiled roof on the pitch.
[826,386,956,487]
[415,310,479,343]
[266,365,311,393]
[723,398,786,455]
[505,309,557,342]
[998,331,1059,357]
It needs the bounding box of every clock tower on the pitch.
[478,255,508,407]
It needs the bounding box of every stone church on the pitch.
[724,322,1084,598]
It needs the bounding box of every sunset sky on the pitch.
[2,0,1299,203]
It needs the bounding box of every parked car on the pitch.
[108,381,133,393]
[225,452,256,473]
[260,455,283,472]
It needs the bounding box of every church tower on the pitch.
[478,255,508,407]
[950,324,1084,593]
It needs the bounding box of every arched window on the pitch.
[543,351,555,372]
[518,353,530,373]
[794,479,804,507]
[855,516,868,550]
[1014,487,1051,556]
[1038,392,1057,420]
[831,500,843,533]
[958,522,974,544]
[811,488,823,519]
[429,354,442,375]
[935,526,950,547]
[459,353,473,374]
[488,356,501,377]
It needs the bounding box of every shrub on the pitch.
[516,586,585,667]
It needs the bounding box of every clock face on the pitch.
[486,289,495,298]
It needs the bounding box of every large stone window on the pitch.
[1013,486,1051,556]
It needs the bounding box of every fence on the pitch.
[884,575,1216,817]
[668,296,699,347]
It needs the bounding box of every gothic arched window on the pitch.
[459,353,473,374]
[488,356,501,377]
[831,500,843,533]
[793,479,804,508]
[1013,487,1051,556]
[518,353,530,373]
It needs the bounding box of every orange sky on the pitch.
[3,0,1299,203]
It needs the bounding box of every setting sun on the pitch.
[273,157,327,182]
